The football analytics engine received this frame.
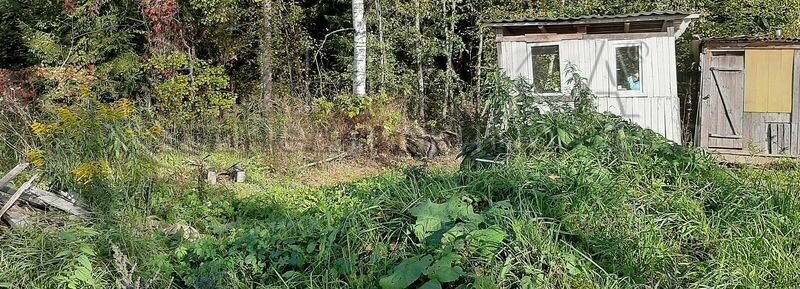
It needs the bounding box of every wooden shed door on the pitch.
[703,51,745,149]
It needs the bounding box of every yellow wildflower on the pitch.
[115,98,135,118]
[147,124,164,138]
[78,84,92,99]
[31,122,49,136]
[72,160,111,184]
[98,104,118,120]
[55,107,78,125]
[25,150,44,167]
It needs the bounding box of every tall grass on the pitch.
[2,114,800,287]
[2,75,800,288]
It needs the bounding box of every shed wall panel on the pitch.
[500,42,532,81]
[497,37,681,143]
[744,50,794,113]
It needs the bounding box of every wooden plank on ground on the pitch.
[0,174,38,219]
[0,186,46,209]
[2,205,30,228]
[0,163,29,189]
[0,186,90,218]
[25,187,90,218]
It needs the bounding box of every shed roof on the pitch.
[701,36,800,49]
[703,36,800,44]
[485,11,693,27]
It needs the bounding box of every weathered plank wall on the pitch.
[697,48,799,156]
[792,50,800,155]
[498,36,682,143]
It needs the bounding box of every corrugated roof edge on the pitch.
[702,36,800,44]
[485,11,692,27]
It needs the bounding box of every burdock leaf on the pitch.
[379,255,434,289]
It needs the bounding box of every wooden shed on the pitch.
[487,11,699,143]
[696,37,800,159]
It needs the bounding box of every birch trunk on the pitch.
[259,0,273,108]
[442,0,450,123]
[416,0,425,121]
[352,0,367,97]
[376,0,386,88]
[443,0,456,124]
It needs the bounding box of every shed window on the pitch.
[615,45,642,91]
[531,45,561,93]
[744,49,794,113]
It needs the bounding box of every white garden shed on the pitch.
[487,11,699,143]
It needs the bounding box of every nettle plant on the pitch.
[380,198,508,289]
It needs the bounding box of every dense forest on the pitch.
[3,0,800,158]
[3,1,800,288]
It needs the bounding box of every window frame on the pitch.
[611,40,646,97]
[527,42,564,96]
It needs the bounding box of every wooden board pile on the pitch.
[0,163,90,228]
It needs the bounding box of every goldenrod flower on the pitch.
[55,107,77,125]
[98,104,117,120]
[31,122,49,136]
[72,160,111,184]
[115,98,135,118]
[147,124,164,138]
[25,150,44,167]
[78,84,92,99]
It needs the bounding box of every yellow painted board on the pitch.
[744,49,795,113]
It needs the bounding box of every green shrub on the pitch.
[27,97,159,211]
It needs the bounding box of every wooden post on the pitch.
[206,168,217,184]
[234,169,246,183]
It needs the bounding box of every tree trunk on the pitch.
[304,50,311,104]
[475,29,484,116]
[376,0,386,90]
[352,0,367,97]
[259,0,273,108]
[442,0,449,124]
[416,0,425,121]
[443,0,456,125]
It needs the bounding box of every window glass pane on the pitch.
[616,46,641,91]
[531,46,560,93]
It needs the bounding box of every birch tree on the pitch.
[352,0,367,97]
[416,0,424,120]
[259,0,273,108]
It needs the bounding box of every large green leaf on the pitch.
[419,280,442,289]
[379,255,433,289]
[468,227,507,257]
[410,198,484,241]
[425,252,464,283]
